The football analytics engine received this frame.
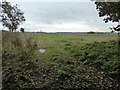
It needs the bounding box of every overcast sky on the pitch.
[1,0,118,32]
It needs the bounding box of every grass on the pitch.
[30,33,118,64]
[30,33,117,47]
[2,32,119,89]
[31,33,119,89]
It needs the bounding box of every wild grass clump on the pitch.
[2,31,54,89]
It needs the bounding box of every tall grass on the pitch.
[2,31,54,89]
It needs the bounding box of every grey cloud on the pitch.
[15,2,116,32]
[19,2,98,24]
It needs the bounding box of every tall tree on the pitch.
[0,0,25,32]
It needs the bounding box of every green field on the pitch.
[30,33,118,47]
[2,32,119,89]
[30,33,118,64]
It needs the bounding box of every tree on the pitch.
[20,28,24,33]
[92,0,120,23]
[0,0,25,32]
[92,0,120,42]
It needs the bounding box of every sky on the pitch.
[1,0,118,32]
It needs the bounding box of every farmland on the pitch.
[30,33,118,47]
[2,32,119,89]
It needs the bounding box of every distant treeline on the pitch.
[1,30,117,34]
[25,32,116,34]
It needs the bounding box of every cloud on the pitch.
[20,20,106,32]
[19,2,101,25]
[1,2,117,32]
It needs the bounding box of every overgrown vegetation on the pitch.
[2,32,119,89]
[2,32,54,89]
